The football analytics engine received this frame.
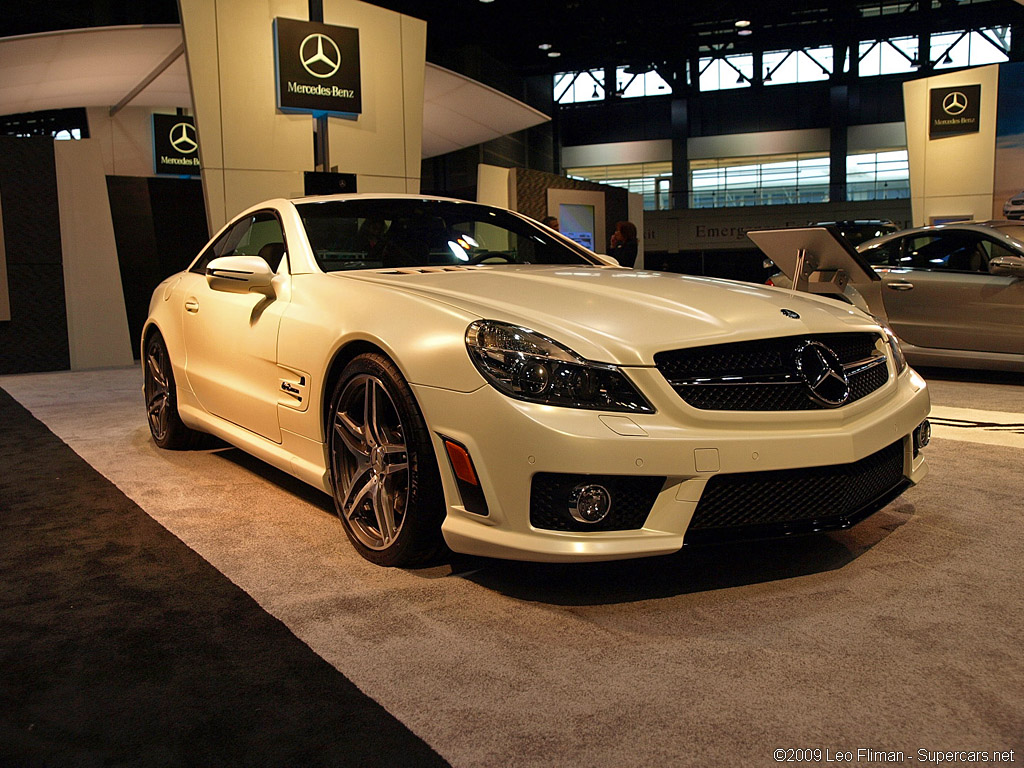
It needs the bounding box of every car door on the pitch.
[181,210,290,442]
[876,229,1024,354]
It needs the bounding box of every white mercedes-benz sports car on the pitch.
[143,194,930,566]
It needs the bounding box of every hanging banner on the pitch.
[274,18,362,116]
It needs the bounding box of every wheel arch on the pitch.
[321,339,397,438]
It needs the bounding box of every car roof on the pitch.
[287,192,477,206]
[858,220,1024,250]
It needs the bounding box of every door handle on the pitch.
[184,298,200,313]
[887,281,914,291]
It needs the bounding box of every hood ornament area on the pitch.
[795,341,850,407]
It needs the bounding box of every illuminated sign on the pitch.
[153,114,200,175]
[930,85,981,139]
[274,18,362,116]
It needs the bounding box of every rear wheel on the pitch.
[328,353,446,566]
[144,331,205,450]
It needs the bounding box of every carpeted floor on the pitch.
[1,367,1022,766]
[0,388,448,768]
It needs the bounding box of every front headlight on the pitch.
[882,325,907,374]
[465,320,654,413]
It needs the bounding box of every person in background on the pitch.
[609,220,638,268]
[541,215,559,232]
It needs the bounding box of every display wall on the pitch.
[179,0,426,233]
[0,137,70,374]
[904,64,999,225]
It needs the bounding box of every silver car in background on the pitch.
[762,220,1024,372]
[856,221,1024,372]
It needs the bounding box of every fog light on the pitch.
[913,419,931,456]
[569,484,612,524]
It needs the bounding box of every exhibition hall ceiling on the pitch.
[3,1,1024,78]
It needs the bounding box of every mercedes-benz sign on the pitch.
[275,18,362,116]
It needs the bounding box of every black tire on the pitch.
[143,331,206,450]
[327,353,446,567]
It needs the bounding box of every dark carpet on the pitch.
[0,388,449,768]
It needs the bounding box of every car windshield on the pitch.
[296,199,596,272]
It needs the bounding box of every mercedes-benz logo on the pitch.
[300,33,341,79]
[169,122,198,155]
[942,91,968,116]
[795,341,850,407]
[781,309,800,320]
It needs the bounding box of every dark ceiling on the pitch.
[2,0,1022,80]
[373,0,1024,77]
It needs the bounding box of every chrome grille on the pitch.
[654,333,887,411]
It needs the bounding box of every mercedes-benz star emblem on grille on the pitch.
[781,309,800,319]
[300,33,341,79]
[795,341,850,407]
[169,122,198,154]
[942,91,968,116]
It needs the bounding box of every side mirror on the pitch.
[988,254,1024,278]
[206,255,276,296]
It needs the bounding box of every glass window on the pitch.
[861,239,901,266]
[615,67,672,98]
[296,200,597,272]
[858,37,919,76]
[191,211,287,274]
[690,153,830,208]
[554,70,605,104]
[932,27,1010,69]
[565,161,672,211]
[900,231,989,272]
[764,47,834,85]
[847,150,910,201]
[698,54,754,91]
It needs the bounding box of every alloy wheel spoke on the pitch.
[372,480,397,545]
[147,353,167,390]
[379,443,409,476]
[334,411,368,459]
[341,468,374,520]
[363,381,385,449]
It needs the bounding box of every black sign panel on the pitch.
[153,114,200,175]
[274,18,361,116]
[930,85,981,139]
[304,171,358,195]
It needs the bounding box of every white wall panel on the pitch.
[561,139,672,168]
[180,0,424,228]
[323,1,426,192]
[87,106,169,178]
[54,140,134,369]
[903,65,999,224]
[688,129,830,160]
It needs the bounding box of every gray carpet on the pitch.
[2,367,1021,766]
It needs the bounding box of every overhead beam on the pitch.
[109,43,185,117]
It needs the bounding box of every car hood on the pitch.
[333,265,878,366]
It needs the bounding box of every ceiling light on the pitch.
[538,43,552,51]
[738,29,752,36]
[547,51,561,58]
[735,19,751,28]
[479,0,495,3]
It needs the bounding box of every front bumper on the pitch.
[413,364,929,562]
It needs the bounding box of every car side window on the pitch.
[862,239,901,266]
[980,238,1017,270]
[900,232,987,273]
[189,211,288,274]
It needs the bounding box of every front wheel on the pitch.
[328,353,446,567]
[143,331,205,450]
